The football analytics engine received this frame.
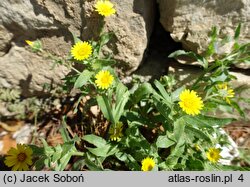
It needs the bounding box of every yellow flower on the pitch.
[71,41,92,61]
[4,144,33,171]
[141,157,155,171]
[95,70,114,89]
[95,0,116,17]
[206,148,221,163]
[217,83,234,104]
[109,122,123,141]
[179,89,204,116]
[25,40,34,46]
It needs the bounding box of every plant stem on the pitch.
[191,62,218,90]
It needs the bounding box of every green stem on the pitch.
[73,152,85,156]
[191,62,218,90]
[204,93,219,101]
[70,66,81,74]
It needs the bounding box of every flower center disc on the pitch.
[17,153,27,162]
[183,100,192,108]
[77,49,86,56]
[147,165,153,171]
[101,76,109,84]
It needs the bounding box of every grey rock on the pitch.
[0,45,69,97]
[0,26,13,56]
[82,0,156,74]
[158,0,250,68]
[0,0,156,96]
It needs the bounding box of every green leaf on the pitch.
[125,111,154,127]
[114,89,129,123]
[30,40,42,52]
[168,50,208,69]
[84,157,103,171]
[171,86,185,102]
[168,50,189,58]
[71,33,81,44]
[34,157,46,170]
[72,158,86,170]
[173,118,186,142]
[162,144,185,169]
[199,115,234,127]
[60,116,71,143]
[206,27,218,56]
[115,152,141,171]
[87,144,118,157]
[186,158,204,170]
[164,155,180,169]
[131,82,153,104]
[82,134,107,148]
[152,96,171,119]
[154,80,172,102]
[156,135,175,148]
[230,100,246,118]
[234,23,241,40]
[55,142,78,171]
[183,115,234,128]
[185,125,212,143]
[210,26,218,40]
[210,72,228,83]
[29,145,45,156]
[74,70,93,88]
[73,95,84,114]
[97,95,115,124]
[62,74,78,89]
[40,138,54,155]
[52,145,63,163]
[204,162,222,171]
[56,152,73,171]
[115,82,128,105]
[100,32,113,46]
[91,59,116,70]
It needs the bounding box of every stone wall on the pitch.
[158,0,250,67]
[0,0,249,96]
[0,0,155,96]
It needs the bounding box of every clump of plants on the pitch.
[3,0,250,171]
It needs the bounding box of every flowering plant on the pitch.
[5,1,250,171]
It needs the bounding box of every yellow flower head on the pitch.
[4,144,33,171]
[206,148,221,163]
[141,157,155,171]
[95,0,116,17]
[217,83,234,104]
[95,70,114,89]
[109,122,123,141]
[71,41,92,61]
[25,40,34,46]
[179,89,204,116]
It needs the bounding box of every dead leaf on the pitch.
[0,121,24,132]
[0,134,17,155]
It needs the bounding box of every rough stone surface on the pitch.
[0,45,69,97]
[0,0,156,96]
[158,0,250,68]
[82,0,156,74]
[0,26,13,57]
